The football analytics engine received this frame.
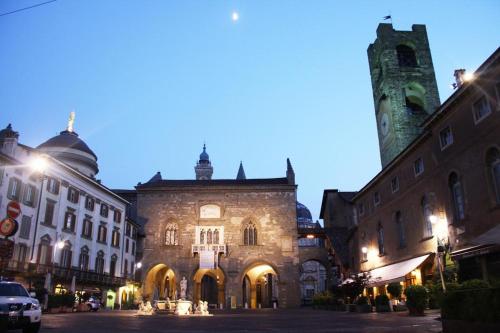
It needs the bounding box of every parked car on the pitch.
[86,297,101,312]
[0,281,41,333]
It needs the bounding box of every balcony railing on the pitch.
[2,260,128,287]
[191,244,226,255]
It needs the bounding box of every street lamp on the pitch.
[29,155,49,262]
[430,213,449,292]
[136,262,142,269]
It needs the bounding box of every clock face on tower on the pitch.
[380,112,390,137]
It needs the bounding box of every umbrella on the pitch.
[44,272,52,291]
[70,276,76,293]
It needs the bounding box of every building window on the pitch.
[19,215,32,239]
[0,168,4,185]
[131,261,135,275]
[421,195,434,238]
[396,44,418,67]
[377,222,384,255]
[79,246,89,271]
[97,225,107,243]
[67,187,79,204]
[414,158,424,176]
[373,191,381,206]
[16,244,28,266]
[124,259,128,277]
[361,247,368,262]
[60,243,72,268]
[214,229,219,244]
[46,177,60,194]
[131,242,136,256]
[449,173,466,221]
[95,251,105,274]
[82,218,93,238]
[63,211,76,232]
[85,197,95,211]
[439,126,454,150]
[358,203,365,216]
[110,255,117,277]
[486,148,500,204]
[37,236,53,265]
[7,177,22,200]
[125,238,129,253]
[100,204,109,218]
[391,176,399,193]
[395,211,406,248]
[207,229,213,244]
[165,223,178,245]
[243,222,257,246]
[113,210,122,223]
[473,95,492,123]
[126,223,131,236]
[23,184,37,207]
[43,200,55,226]
[111,229,120,248]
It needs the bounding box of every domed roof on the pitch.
[297,201,313,224]
[38,130,97,159]
[199,144,209,162]
[0,124,19,139]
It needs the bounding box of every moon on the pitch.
[231,11,239,22]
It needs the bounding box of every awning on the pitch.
[451,244,500,260]
[472,224,500,246]
[365,254,431,287]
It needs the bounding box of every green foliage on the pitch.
[355,296,368,305]
[62,293,76,307]
[375,294,389,306]
[339,274,369,301]
[404,285,428,314]
[312,292,333,306]
[441,287,500,323]
[459,279,490,290]
[47,294,61,309]
[387,282,402,299]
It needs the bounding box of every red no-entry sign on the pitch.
[6,201,21,219]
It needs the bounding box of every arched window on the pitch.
[213,229,219,244]
[200,229,205,244]
[207,229,213,244]
[421,196,434,238]
[449,173,465,221]
[110,254,118,277]
[244,223,257,245]
[486,148,500,203]
[377,222,385,255]
[37,234,53,265]
[395,211,406,248]
[165,223,178,245]
[79,246,89,271]
[397,45,417,67]
[59,241,72,268]
[95,250,105,274]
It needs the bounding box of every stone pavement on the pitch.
[39,308,442,333]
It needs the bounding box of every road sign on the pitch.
[0,218,18,238]
[6,201,21,219]
[0,238,14,259]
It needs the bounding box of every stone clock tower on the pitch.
[367,23,440,167]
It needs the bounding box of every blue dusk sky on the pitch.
[1,0,499,221]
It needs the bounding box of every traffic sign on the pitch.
[0,218,18,238]
[6,201,21,219]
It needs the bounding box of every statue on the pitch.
[194,300,210,316]
[137,300,155,315]
[180,276,187,299]
[67,111,75,133]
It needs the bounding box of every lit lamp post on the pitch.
[430,213,449,293]
[29,155,49,263]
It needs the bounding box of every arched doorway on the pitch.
[300,260,327,304]
[193,267,225,307]
[241,263,279,309]
[144,264,176,301]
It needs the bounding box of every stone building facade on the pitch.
[128,150,303,308]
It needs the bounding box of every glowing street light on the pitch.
[136,262,142,269]
[361,247,368,254]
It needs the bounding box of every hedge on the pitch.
[441,287,500,323]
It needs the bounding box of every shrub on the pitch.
[405,285,427,315]
[375,294,389,306]
[312,292,333,307]
[459,279,489,290]
[441,287,500,323]
[62,293,76,307]
[387,282,402,299]
[355,296,368,305]
[48,294,62,309]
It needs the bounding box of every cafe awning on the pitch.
[365,254,431,287]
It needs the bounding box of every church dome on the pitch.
[199,144,209,162]
[37,130,99,178]
[296,201,313,225]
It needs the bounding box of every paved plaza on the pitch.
[38,309,442,333]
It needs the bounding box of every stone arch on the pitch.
[192,266,226,306]
[240,261,280,308]
[404,82,426,114]
[300,259,327,303]
[396,44,418,67]
[143,263,177,301]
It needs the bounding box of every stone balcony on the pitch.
[191,244,227,255]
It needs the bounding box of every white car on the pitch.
[0,281,41,333]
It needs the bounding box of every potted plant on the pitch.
[355,296,372,313]
[405,285,427,316]
[48,294,62,313]
[387,282,405,311]
[375,294,391,312]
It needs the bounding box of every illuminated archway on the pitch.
[300,260,327,303]
[241,263,279,309]
[144,264,176,301]
[192,267,225,306]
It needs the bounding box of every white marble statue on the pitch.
[180,276,187,299]
[175,300,192,316]
[137,300,155,315]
